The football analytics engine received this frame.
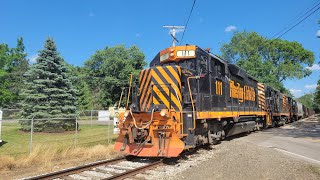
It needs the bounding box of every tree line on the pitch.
[0,38,145,131]
[0,31,318,131]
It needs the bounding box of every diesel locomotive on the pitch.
[114,45,314,157]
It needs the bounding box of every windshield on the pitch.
[162,58,196,71]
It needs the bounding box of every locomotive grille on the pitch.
[139,66,182,111]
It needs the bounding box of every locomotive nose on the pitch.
[114,109,185,157]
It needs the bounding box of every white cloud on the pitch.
[316,30,320,38]
[306,64,320,71]
[28,54,38,64]
[304,84,317,89]
[225,25,237,32]
[289,89,302,93]
[289,89,303,97]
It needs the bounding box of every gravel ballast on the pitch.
[141,137,320,180]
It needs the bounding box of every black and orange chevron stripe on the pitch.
[139,66,182,111]
[258,83,265,110]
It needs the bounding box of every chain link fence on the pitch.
[0,108,124,157]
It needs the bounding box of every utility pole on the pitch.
[163,25,185,47]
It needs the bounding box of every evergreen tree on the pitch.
[20,38,77,132]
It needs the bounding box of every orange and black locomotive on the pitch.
[114,45,313,157]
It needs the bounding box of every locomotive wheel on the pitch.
[125,155,135,161]
[271,120,276,128]
[262,121,268,129]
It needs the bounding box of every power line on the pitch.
[272,0,320,38]
[180,0,197,45]
[274,2,320,38]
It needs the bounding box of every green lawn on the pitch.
[0,123,118,157]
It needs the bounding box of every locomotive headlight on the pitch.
[124,111,129,118]
[160,109,167,117]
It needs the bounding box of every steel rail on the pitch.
[25,156,126,180]
[103,159,163,180]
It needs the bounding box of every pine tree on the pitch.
[20,38,77,132]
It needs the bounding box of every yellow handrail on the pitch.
[118,88,124,109]
[126,74,133,109]
[130,108,155,130]
[187,76,200,131]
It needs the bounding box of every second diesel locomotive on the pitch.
[114,45,313,157]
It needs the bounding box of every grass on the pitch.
[0,122,121,178]
[0,123,117,156]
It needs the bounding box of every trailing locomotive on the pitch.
[114,45,314,157]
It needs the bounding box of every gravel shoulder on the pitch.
[142,116,320,180]
[170,140,320,180]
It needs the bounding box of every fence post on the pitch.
[108,120,110,144]
[29,116,35,154]
[0,110,2,143]
[74,116,78,146]
[90,110,93,127]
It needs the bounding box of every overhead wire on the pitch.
[272,0,320,38]
[180,0,197,45]
[273,1,320,38]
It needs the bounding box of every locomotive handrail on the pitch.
[126,74,133,109]
[118,88,125,109]
[187,76,201,131]
[172,87,184,135]
[130,107,155,130]
[117,87,130,109]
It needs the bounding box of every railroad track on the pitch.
[25,156,163,180]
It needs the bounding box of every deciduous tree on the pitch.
[0,38,28,108]
[221,32,314,94]
[85,45,146,109]
[297,93,314,109]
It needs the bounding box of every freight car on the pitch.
[114,45,308,157]
[288,96,298,122]
[297,102,304,119]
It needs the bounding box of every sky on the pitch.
[1,0,319,98]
